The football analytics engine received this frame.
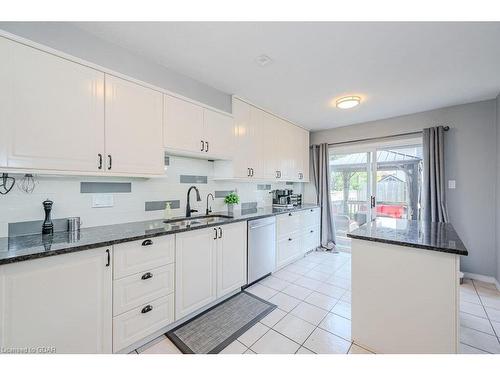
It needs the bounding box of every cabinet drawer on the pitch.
[113,264,174,316]
[113,235,174,279]
[113,294,174,353]
[276,233,301,268]
[303,226,320,252]
[302,208,320,228]
[277,212,301,238]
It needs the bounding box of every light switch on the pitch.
[92,194,114,208]
[448,180,456,189]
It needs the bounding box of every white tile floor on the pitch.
[134,250,500,354]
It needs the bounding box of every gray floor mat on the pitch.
[166,291,276,354]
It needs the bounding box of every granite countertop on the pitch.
[0,204,318,265]
[347,217,468,256]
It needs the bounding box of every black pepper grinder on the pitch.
[42,199,54,235]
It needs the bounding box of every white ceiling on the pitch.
[73,22,500,131]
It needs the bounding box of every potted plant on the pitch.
[224,192,240,215]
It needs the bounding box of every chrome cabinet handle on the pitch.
[218,227,222,238]
[141,272,153,280]
[201,140,205,152]
[98,153,103,170]
[214,227,218,240]
[142,239,153,246]
[248,168,251,177]
[141,305,153,314]
[107,155,112,170]
[105,249,110,267]
[250,168,254,177]
[205,141,209,152]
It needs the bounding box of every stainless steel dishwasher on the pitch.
[247,216,276,285]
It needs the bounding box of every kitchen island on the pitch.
[347,217,468,354]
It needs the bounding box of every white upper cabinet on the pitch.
[230,99,262,178]
[104,75,164,175]
[221,98,310,182]
[163,94,234,160]
[164,94,204,154]
[202,108,234,160]
[299,128,310,182]
[0,37,105,173]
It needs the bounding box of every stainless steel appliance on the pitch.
[247,216,276,285]
[270,189,302,209]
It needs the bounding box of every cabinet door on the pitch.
[0,37,105,172]
[105,75,164,175]
[261,111,282,180]
[217,222,247,298]
[0,247,112,353]
[300,128,310,182]
[203,109,234,160]
[232,98,254,178]
[276,235,301,269]
[175,228,217,319]
[164,95,204,154]
[280,120,297,181]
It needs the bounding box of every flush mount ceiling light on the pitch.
[336,96,361,109]
[255,54,273,67]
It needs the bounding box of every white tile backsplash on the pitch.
[0,156,303,237]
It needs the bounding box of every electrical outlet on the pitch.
[448,180,456,189]
[92,194,114,208]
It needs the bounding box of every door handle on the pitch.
[201,140,205,152]
[141,305,153,314]
[214,227,218,240]
[141,272,153,280]
[142,239,153,246]
[205,141,209,152]
[98,153,103,170]
[218,227,222,239]
[107,155,112,170]
[105,249,110,267]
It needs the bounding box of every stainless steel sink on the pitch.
[163,214,233,227]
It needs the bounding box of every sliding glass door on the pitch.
[330,151,373,252]
[329,141,423,252]
[375,145,423,220]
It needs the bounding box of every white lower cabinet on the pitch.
[276,208,321,269]
[277,234,301,269]
[175,222,247,320]
[175,228,218,320]
[113,294,174,352]
[113,264,175,316]
[216,222,247,298]
[0,247,112,354]
[112,235,175,353]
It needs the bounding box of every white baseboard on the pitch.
[463,272,500,291]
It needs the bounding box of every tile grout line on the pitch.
[471,279,500,344]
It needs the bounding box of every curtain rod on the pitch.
[321,126,449,147]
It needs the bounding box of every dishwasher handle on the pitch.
[248,217,276,229]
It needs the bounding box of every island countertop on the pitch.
[347,217,468,256]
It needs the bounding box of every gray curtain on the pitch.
[311,143,336,249]
[422,126,449,223]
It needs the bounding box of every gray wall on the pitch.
[311,100,498,278]
[497,94,500,283]
[0,22,232,113]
